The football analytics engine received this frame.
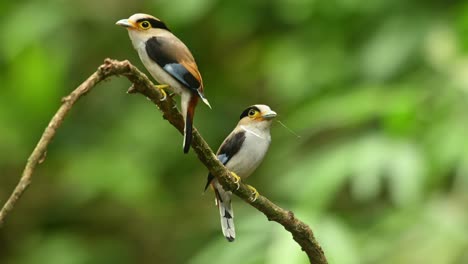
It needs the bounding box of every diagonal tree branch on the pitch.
[0,59,328,264]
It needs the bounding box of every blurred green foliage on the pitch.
[1,0,468,263]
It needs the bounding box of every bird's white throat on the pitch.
[240,125,266,140]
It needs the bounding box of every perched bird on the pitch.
[205,104,277,242]
[116,13,211,153]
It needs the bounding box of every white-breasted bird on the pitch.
[116,13,211,153]
[205,104,277,242]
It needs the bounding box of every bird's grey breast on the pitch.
[225,129,271,178]
[131,35,186,94]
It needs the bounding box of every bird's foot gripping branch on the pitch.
[0,59,328,264]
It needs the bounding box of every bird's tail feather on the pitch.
[214,186,235,242]
[182,94,198,153]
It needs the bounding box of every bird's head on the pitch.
[115,14,170,35]
[116,13,170,32]
[116,14,170,45]
[238,104,277,129]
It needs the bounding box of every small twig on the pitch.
[0,70,104,226]
[0,59,327,264]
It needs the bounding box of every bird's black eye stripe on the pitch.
[136,18,170,31]
[240,106,260,119]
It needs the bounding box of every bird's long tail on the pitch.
[182,94,198,153]
[213,183,235,242]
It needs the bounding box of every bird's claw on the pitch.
[247,185,259,202]
[155,84,169,101]
[230,172,241,190]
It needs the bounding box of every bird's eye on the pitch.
[248,109,257,117]
[139,21,151,29]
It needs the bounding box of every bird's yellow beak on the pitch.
[116,19,135,29]
[262,110,277,120]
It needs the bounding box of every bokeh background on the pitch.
[1,0,468,263]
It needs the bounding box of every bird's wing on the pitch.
[145,36,203,93]
[204,130,246,191]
